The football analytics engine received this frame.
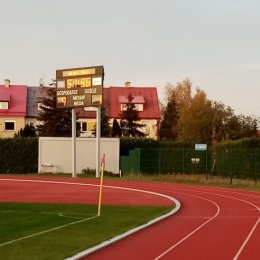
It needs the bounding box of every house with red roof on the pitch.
[0,79,27,138]
[0,78,161,139]
[77,82,161,139]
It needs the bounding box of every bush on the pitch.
[0,137,38,174]
[120,137,159,156]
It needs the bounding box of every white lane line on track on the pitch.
[167,186,260,260]
[154,192,220,260]
[0,210,94,219]
[0,178,181,260]
[0,215,98,248]
[233,217,260,260]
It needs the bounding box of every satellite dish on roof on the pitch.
[39,78,44,86]
[152,119,157,126]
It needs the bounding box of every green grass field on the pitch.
[0,202,173,260]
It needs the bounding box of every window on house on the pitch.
[0,102,9,109]
[135,104,143,111]
[77,121,96,132]
[87,122,96,131]
[4,120,15,131]
[120,104,143,111]
[37,103,43,110]
[76,122,87,132]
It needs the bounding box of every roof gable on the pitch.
[0,85,27,116]
[118,95,145,104]
[109,87,161,119]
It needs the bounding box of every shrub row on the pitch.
[0,137,38,174]
[1,136,259,174]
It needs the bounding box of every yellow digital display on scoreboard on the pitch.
[67,77,91,88]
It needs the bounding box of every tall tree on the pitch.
[111,119,122,137]
[177,88,213,144]
[225,114,259,140]
[160,78,192,141]
[211,102,233,143]
[36,82,80,137]
[120,94,146,137]
[164,78,192,113]
[162,78,259,144]
[92,106,111,137]
[159,96,178,140]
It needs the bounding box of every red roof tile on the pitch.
[0,94,10,102]
[109,87,161,120]
[76,87,161,120]
[0,85,27,116]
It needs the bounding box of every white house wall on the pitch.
[38,137,120,174]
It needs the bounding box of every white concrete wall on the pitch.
[38,137,120,174]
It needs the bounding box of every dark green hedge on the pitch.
[212,137,260,149]
[0,137,38,174]
[120,137,160,156]
[119,138,195,156]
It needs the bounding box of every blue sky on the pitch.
[1,0,260,117]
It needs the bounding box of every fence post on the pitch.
[206,148,208,182]
[255,148,257,186]
[138,148,141,178]
[183,147,185,175]
[159,146,161,177]
[230,148,233,184]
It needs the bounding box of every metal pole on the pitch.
[72,108,77,178]
[96,106,101,178]
[159,147,161,177]
[206,148,208,182]
[230,149,232,184]
[183,148,185,174]
[255,148,257,186]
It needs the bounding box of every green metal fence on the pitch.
[120,147,260,184]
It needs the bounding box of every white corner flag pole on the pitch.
[72,108,77,178]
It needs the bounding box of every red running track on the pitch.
[1,176,260,260]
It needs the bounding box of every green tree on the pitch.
[120,94,146,137]
[211,102,233,143]
[92,106,111,137]
[159,97,178,140]
[226,114,259,140]
[162,78,259,144]
[111,119,122,137]
[14,124,36,137]
[36,82,80,137]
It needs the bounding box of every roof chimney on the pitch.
[125,81,131,88]
[5,79,10,88]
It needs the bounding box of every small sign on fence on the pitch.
[195,144,207,151]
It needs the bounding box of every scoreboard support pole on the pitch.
[96,106,101,178]
[72,108,77,178]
